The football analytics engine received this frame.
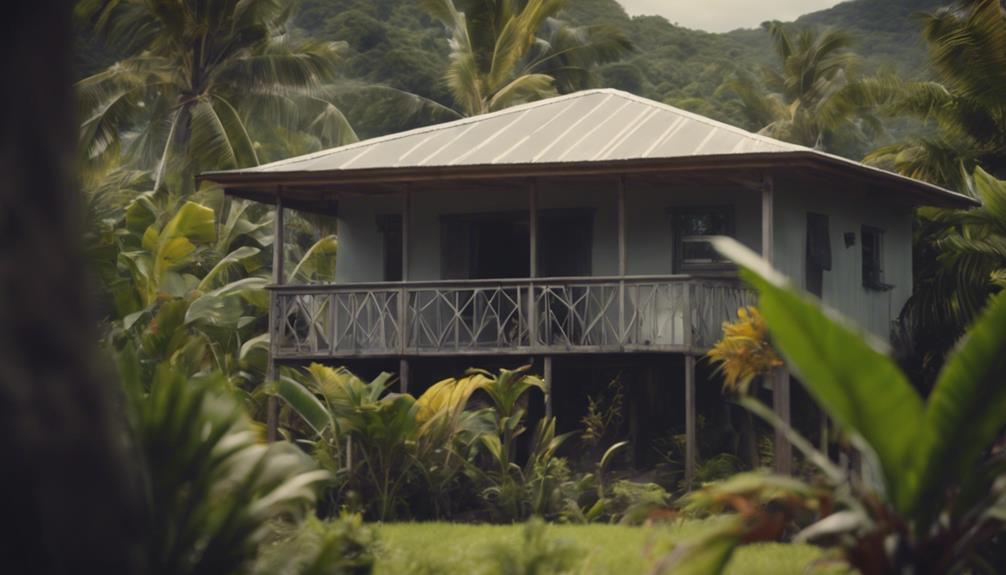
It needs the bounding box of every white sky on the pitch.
[616,0,846,32]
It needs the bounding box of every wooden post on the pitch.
[761,172,774,264]
[402,187,410,282]
[543,355,553,419]
[762,172,792,474]
[399,358,410,394]
[399,187,410,355]
[617,176,626,344]
[773,368,793,475]
[684,354,697,489]
[528,180,538,346]
[267,192,285,442]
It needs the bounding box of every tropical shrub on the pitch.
[482,518,582,575]
[254,514,377,575]
[658,237,1006,574]
[119,350,328,575]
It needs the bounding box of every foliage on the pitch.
[91,189,337,415]
[420,0,631,115]
[580,375,625,451]
[659,236,1006,574]
[481,518,581,575]
[706,307,783,395]
[75,0,350,192]
[865,0,1006,190]
[119,351,328,575]
[374,521,832,575]
[717,22,886,156]
[904,168,1006,370]
[254,514,377,575]
[276,364,418,520]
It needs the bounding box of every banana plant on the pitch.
[657,237,1006,574]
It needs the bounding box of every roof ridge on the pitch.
[256,89,616,171]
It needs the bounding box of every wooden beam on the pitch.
[761,172,774,263]
[773,368,793,475]
[685,354,696,489]
[543,355,553,419]
[266,192,285,442]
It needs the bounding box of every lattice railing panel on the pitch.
[408,285,527,352]
[691,282,757,349]
[623,282,689,347]
[534,283,620,348]
[271,278,754,357]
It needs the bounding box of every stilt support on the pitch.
[399,358,410,394]
[685,354,696,489]
[773,368,792,475]
[543,356,553,419]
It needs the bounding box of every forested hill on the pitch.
[74,0,951,136]
[293,0,949,131]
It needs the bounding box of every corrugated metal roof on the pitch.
[232,89,803,173]
[202,89,976,208]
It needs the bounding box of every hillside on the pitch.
[292,0,950,133]
[74,0,952,141]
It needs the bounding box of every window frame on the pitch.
[860,225,891,291]
[670,205,736,274]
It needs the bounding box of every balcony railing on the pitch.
[270,276,755,359]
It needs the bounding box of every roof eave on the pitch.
[198,151,978,210]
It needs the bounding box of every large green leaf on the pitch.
[913,290,1006,522]
[275,376,333,437]
[287,235,338,283]
[198,245,260,291]
[713,237,926,512]
[150,202,216,302]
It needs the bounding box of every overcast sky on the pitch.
[617,0,846,32]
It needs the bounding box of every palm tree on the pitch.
[421,0,632,116]
[717,22,882,156]
[75,0,354,193]
[866,0,1006,191]
[867,1,1006,385]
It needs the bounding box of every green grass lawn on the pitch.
[373,520,841,574]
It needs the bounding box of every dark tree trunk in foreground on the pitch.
[0,2,140,573]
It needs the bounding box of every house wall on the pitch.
[333,173,912,341]
[772,174,914,340]
[335,178,765,282]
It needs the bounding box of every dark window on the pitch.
[377,215,402,281]
[440,212,529,280]
[538,209,593,277]
[861,225,888,290]
[806,213,831,297]
[672,206,734,273]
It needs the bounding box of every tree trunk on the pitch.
[0,3,141,573]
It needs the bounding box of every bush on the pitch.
[254,514,377,575]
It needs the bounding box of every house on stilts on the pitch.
[201,89,974,483]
